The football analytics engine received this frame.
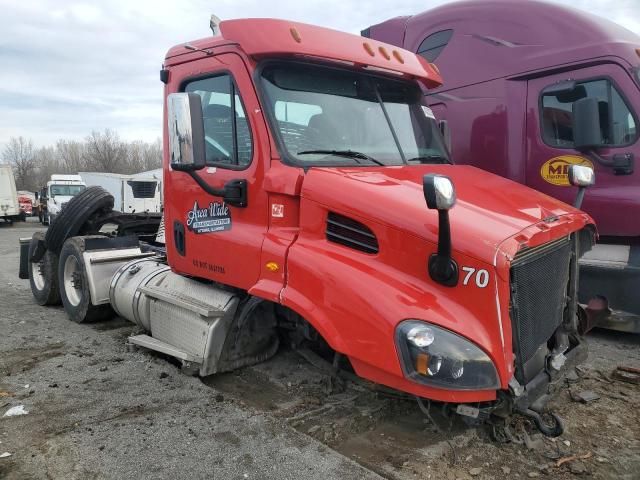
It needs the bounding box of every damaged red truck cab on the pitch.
[160,18,595,425]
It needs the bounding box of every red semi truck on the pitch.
[21,18,596,436]
[364,0,640,332]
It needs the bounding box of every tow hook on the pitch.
[517,407,564,437]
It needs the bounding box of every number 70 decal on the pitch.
[461,267,490,288]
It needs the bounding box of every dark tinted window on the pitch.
[417,29,453,62]
[541,79,637,148]
[185,74,252,167]
[260,63,450,166]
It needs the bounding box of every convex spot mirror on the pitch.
[423,174,456,210]
[568,165,595,187]
[572,97,603,151]
[167,93,206,171]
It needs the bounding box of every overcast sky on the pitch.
[0,0,638,151]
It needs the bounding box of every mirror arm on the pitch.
[428,210,458,287]
[574,187,586,209]
[186,171,247,208]
[582,149,613,168]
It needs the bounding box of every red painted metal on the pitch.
[162,21,594,403]
[165,19,442,88]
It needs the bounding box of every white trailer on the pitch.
[79,170,162,214]
[0,164,20,224]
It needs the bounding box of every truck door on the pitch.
[164,53,270,291]
[526,64,639,235]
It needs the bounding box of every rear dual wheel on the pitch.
[28,232,61,306]
[58,236,114,323]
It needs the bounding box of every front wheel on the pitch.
[58,236,114,323]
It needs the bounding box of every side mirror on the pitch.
[167,93,206,171]
[438,119,452,154]
[423,174,458,286]
[568,165,595,209]
[423,174,456,210]
[572,97,602,151]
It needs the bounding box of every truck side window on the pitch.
[541,78,637,148]
[417,30,453,63]
[185,74,253,167]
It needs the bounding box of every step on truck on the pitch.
[364,0,640,333]
[20,18,597,437]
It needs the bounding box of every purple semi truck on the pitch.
[365,0,640,332]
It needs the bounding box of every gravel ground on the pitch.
[0,220,638,480]
[0,220,380,480]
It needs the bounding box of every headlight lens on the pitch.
[396,320,500,390]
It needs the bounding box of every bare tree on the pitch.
[33,146,59,189]
[142,139,163,171]
[2,137,36,190]
[56,140,85,174]
[85,129,127,172]
[2,133,162,189]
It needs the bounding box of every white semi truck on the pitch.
[0,164,20,224]
[38,174,86,225]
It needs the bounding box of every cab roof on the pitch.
[165,18,442,88]
[367,0,640,92]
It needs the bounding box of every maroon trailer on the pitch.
[365,0,640,332]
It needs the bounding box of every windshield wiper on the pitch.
[297,150,385,166]
[406,154,450,164]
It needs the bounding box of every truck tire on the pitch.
[28,232,61,306]
[45,186,114,254]
[58,236,114,323]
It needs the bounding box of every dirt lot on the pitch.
[1,220,639,479]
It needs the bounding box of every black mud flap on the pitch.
[18,238,31,279]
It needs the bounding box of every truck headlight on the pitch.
[396,320,500,390]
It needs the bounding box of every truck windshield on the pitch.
[50,185,85,197]
[260,62,451,166]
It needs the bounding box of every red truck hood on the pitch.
[301,164,591,264]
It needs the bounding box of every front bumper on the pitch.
[512,340,588,412]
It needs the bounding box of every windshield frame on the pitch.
[254,59,452,169]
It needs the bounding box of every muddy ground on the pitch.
[0,220,638,480]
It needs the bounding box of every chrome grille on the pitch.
[509,237,572,373]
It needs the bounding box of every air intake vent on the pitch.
[326,212,379,254]
[128,181,157,199]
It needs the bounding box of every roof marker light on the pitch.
[392,50,404,64]
[363,42,375,57]
[290,27,302,43]
[378,46,391,60]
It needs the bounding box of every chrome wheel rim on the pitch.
[63,255,82,306]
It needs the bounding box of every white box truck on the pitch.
[0,164,20,224]
[79,169,162,213]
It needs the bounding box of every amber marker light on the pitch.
[290,27,302,43]
[378,46,391,60]
[392,50,404,64]
[416,352,429,375]
[266,262,280,272]
[363,42,375,57]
